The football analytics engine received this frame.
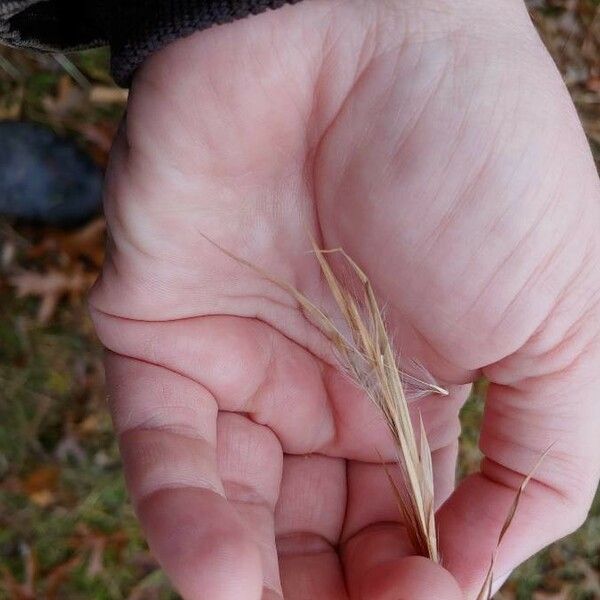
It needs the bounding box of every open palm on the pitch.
[89,1,600,598]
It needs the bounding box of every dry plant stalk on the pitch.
[308,244,443,561]
[212,236,448,561]
[475,445,554,600]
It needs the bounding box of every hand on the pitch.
[89,1,600,598]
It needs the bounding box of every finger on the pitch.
[341,439,459,593]
[278,550,349,600]
[139,489,262,600]
[91,311,339,454]
[93,309,466,462]
[105,353,263,600]
[342,460,410,543]
[438,333,600,595]
[432,441,459,508]
[341,461,412,594]
[359,556,463,600]
[343,524,414,594]
[217,412,283,597]
[275,454,348,599]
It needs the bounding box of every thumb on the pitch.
[360,556,463,600]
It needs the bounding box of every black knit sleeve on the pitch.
[0,0,304,86]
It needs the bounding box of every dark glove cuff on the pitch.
[0,0,304,86]
[1,1,107,52]
[109,0,304,86]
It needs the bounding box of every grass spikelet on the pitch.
[307,240,441,560]
[205,234,447,562]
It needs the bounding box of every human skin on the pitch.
[88,1,600,598]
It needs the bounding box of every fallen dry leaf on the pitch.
[59,217,106,265]
[27,217,106,267]
[88,86,129,105]
[0,87,24,119]
[42,74,84,119]
[74,122,116,165]
[23,465,59,495]
[22,465,59,507]
[10,267,96,322]
[79,414,102,434]
[586,75,600,93]
[29,489,56,508]
[45,556,81,600]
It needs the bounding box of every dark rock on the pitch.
[0,121,103,226]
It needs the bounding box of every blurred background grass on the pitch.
[0,1,599,598]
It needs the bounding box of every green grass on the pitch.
[0,287,178,599]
